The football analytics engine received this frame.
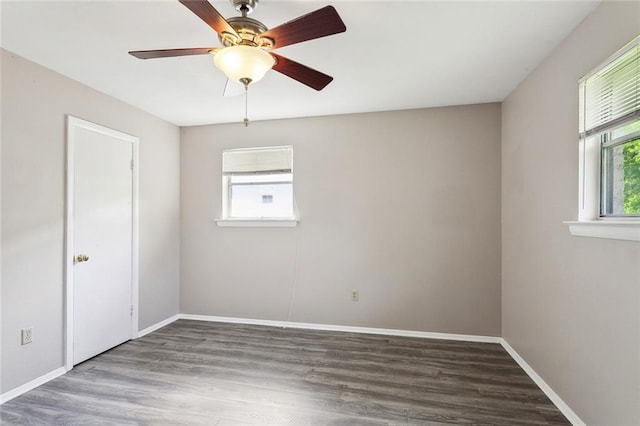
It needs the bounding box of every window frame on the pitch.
[217,146,298,228]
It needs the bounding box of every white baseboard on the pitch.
[137,314,180,338]
[0,367,66,404]
[179,314,502,344]
[500,339,585,426]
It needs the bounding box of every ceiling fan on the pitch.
[129,0,347,92]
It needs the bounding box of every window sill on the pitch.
[215,219,299,228]
[564,220,640,242]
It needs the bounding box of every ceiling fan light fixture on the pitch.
[214,45,274,85]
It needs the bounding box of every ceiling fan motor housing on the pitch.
[221,16,273,49]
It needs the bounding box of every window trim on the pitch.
[564,220,640,242]
[215,218,298,228]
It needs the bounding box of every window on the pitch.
[569,35,640,241]
[220,146,295,224]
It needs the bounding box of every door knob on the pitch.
[75,254,90,263]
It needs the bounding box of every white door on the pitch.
[70,121,135,365]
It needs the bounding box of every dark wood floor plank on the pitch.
[0,320,569,425]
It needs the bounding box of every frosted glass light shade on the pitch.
[214,45,275,84]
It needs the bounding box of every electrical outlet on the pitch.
[351,290,359,302]
[21,327,33,345]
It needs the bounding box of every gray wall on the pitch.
[501,2,640,424]
[1,50,181,393]
[180,104,502,336]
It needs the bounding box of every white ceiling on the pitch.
[1,0,599,126]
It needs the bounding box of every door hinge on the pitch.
[130,159,134,170]
[130,305,134,316]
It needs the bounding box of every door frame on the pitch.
[64,116,139,371]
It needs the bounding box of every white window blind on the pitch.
[223,146,293,175]
[579,35,640,137]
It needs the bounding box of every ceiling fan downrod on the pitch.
[232,0,257,17]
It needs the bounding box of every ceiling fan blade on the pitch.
[260,6,346,49]
[129,47,216,59]
[271,53,333,91]
[178,0,239,39]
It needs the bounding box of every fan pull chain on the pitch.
[243,85,249,127]
[243,80,250,127]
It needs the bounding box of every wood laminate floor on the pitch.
[1,320,570,425]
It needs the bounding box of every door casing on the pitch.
[64,116,139,371]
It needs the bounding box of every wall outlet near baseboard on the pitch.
[351,290,359,302]
[21,327,33,345]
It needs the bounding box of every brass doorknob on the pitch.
[75,254,90,263]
